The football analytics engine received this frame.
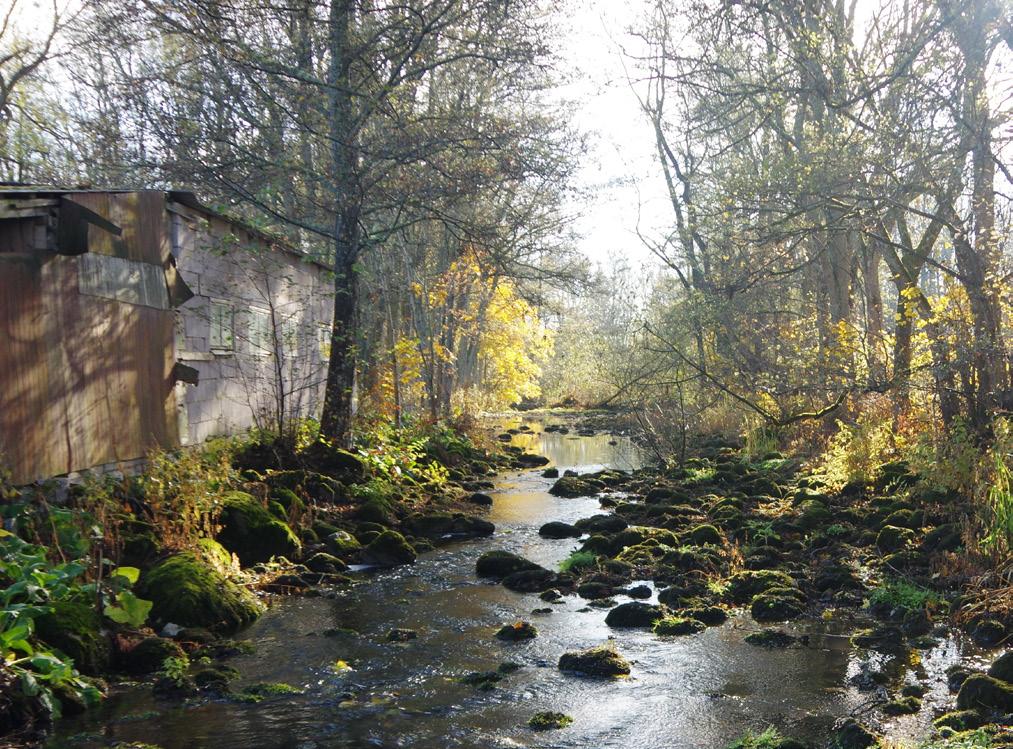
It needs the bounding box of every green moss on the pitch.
[121,637,185,675]
[750,588,805,622]
[726,570,795,603]
[241,681,303,701]
[956,673,1013,712]
[744,629,795,648]
[558,644,631,678]
[35,601,111,675]
[653,616,706,636]
[559,550,597,573]
[726,728,807,749]
[528,711,573,730]
[495,621,537,641]
[216,491,301,566]
[270,488,305,514]
[882,695,921,715]
[689,524,724,545]
[361,530,416,566]
[196,537,235,572]
[876,525,915,553]
[137,553,262,633]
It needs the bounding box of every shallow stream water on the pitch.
[52,417,986,749]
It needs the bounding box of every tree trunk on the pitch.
[319,0,360,445]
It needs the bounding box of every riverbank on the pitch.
[3,413,1008,745]
[18,414,1009,749]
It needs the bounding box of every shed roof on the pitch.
[0,185,333,273]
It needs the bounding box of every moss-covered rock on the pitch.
[875,525,914,553]
[933,709,986,731]
[558,645,630,678]
[921,523,962,552]
[404,513,494,540]
[299,439,365,482]
[574,514,628,534]
[830,718,880,749]
[502,568,559,593]
[851,625,904,651]
[549,476,597,498]
[971,618,1007,647]
[745,629,795,648]
[577,581,614,600]
[528,711,572,730]
[539,521,581,539]
[301,555,350,575]
[796,500,832,531]
[495,621,537,641]
[476,551,542,578]
[750,587,805,622]
[361,530,416,566]
[988,651,1013,683]
[882,695,920,715]
[682,605,727,626]
[137,553,262,633]
[216,491,301,566]
[325,530,362,558]
[653,616,706,636]
[35,601,111,675]
[689,524,724,545]
[120,637,185,675]
[956,673,1013,713]
[726,570,796,603]
[605,602,666,628]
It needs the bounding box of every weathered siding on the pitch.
[0,192,177,484]
[170,203,333,445]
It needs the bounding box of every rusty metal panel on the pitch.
[0,198,179,484]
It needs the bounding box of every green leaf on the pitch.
[110,566,140,585]
[103,591,153,628]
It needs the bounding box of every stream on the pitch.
[52,417,986,749]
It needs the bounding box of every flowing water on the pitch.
[52,417,985,749]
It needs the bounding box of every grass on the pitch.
[725,727,785,749]
[559,550,597,573]
[868,578,941,612]
[913,729,993,748]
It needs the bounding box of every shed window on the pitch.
[318,324,332,359]
[78,253,169,309]
[209,301,234,352]
[249,308,273,355]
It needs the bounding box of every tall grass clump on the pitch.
[559,550,597,574]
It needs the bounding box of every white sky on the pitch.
[553,0,668,272]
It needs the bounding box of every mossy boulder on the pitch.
[796,500,832,531]
[528,711,572,730]
[882,695,920,715]
[304,552,348,574]
[574,514,628,534]
[876,525,914,553]
[830,718,880,749]
[605,602,666,628]
[404,513,494,540]
[988,651,1013,683]
[495,621,537,641]
[502,568,559,593]
[956,673,1013,713]
[549,477,597,498]
[361,530,416,566]
[299,439,365,482]
[325,530,362,557]
[216,491,301,566]
[745,629,795,648]
[934,709,986,731]
[35,601,111,675]
[750,587,805,622]
[558,645,630,678]
[476,551,542,578]
[137,553,262,633]
[653,616,706,636]
[921,523,962,552]
[689,524,724,546]
[577,581,614,600]
[539,521,581,539]
[120,636,185,675]
[682,605,727,626]
[270,487,305,515]
[726,570,796,604]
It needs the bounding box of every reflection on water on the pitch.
[52,416,971,749]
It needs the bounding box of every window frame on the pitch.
[208,299,235,354]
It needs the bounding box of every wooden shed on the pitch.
[0,187,333,485]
